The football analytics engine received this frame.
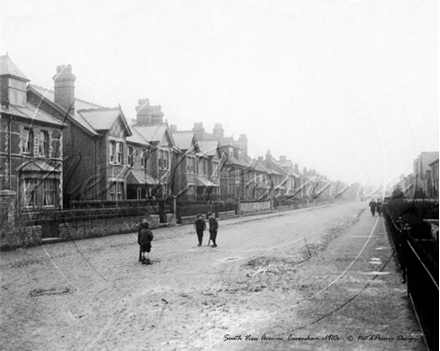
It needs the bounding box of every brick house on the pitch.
[125,124,158,199]
[129,99,179,199]
[412,152,439,197]
[28,65,134,204]
[429,158,438,199]
[190,122,275,200]
[197,139,222,197]
[0,55,64,212]
[171,125,221,200]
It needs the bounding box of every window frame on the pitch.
[127,146,134,167]
[22,178,58,209]
[9,78,26,106]
[158,149,170,170]
[109,141,116,163]
[23,128,33,155]
[43,179,56,206]
[116,142,123,164]
[141,148,147,168]
[38,130,49,157]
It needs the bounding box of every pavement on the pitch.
[238,205,428,351]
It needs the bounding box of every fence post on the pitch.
[235,197,241,216]
[402,224,411,285]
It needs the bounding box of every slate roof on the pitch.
[126,170,158,185]
[1,103,64,127]
[31,85,103,110]
[0,55,29,81]
[291,170,303,178]
[197,140,219,157]
[134,123,175,145]
[30,85,132,137]
[79,108,122,131]
[279,159,293,169]
[196,175,218,187]
[30,85,99,136]
[126,126,149,146]
[268,158,289,176]
[218,137,234,146]
[171,131,195,150]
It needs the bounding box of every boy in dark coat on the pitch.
[369,199,376,216]
[208,212,219,248]
[138,218,154,264]
[376,199,382,216]
[194,214,206,247]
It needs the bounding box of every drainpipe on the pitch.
[95,138,97,200]
[8,117,12,189]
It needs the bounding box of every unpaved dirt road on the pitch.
[1,202,424,351]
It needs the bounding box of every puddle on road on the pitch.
[369,258,382,265]
[360,271,390,275]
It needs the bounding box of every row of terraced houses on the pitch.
[1,55,332,213]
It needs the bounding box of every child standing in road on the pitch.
[194,214,206,247]
[376,199,382,216]
[208,212,219,248]
[369,199,377,216]
[138,218,154,264]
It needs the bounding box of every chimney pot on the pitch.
[213,123,224,140]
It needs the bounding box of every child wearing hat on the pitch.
[194,214,206,246]
[138,218,154,264]
[208,212,219,248]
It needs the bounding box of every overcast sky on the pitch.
[1,0,438,188]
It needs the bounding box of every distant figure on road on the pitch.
[369,199,377,216]
[208,212,219,248]
[138,218,154,264]
[376,199,382,216]
[194,214,206,247]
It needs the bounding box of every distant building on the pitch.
[171,126,221,200]
[129,99,178,199]
[429,158,439,199]
[413,152,439,198]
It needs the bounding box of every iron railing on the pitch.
[384,210,438,351]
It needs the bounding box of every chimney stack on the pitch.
[280,155,286,163]
[213,123,224,140]
[151,105,164,125]
[192,122,205,140]
[238,134,248,156]
[265,150,272,169]
[53,65,76,113]
[135,98,164,126]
